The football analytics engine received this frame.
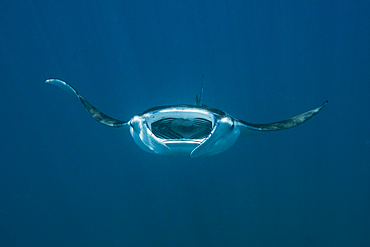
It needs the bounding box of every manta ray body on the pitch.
[45,78,327,157]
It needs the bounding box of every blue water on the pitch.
[1,1,369,246]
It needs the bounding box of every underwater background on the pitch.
[1,0,369,246]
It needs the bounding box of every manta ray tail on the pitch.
[44,79,129,128]
[195,74,205,106]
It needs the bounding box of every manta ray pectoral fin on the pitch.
[44,78,80,98]
[236,101,328,137]
[44,79,129,129]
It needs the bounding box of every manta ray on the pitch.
[44,78,327,157]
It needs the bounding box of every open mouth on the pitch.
[151,117,213,140]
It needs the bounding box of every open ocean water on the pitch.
[0,1,369,246]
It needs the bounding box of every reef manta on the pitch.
[44,78,327,157]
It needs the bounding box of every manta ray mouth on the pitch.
[151,117,213,140]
